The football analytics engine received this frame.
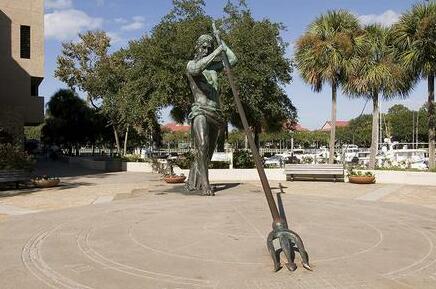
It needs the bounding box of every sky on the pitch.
[42,0,430,130]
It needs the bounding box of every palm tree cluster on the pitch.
[295,1,435,169]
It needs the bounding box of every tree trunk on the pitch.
[329,84,337,164]
[113,126,121,155]
[428,74,435,169]
[369,93,379,170]
[123,127,129,156]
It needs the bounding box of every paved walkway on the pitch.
[0,160,436,288]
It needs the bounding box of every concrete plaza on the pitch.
[1,161,436,289]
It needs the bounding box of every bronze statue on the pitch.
[185,34,237,196]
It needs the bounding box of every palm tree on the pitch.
[295,10,360,163]
[343,25,414,169]
[392,2,436,169]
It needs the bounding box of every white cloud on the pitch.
[107,32,124,44]
[115,18,128,24]
[45,0,73,10]
[45,9,103,40]
[358,10,401,27]
[120,16,146,31]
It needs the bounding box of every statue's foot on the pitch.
[201,187,215,196]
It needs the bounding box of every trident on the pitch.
[212,22,311,272]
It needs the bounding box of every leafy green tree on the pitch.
[336,114,372,147]
[295,10,360,163]
[140,0,296,148]
[343,25,413,169]
[41,89,94,155]
[386,104,418,143]
[392,1,436,168]
[219,1,297,147]
[55,31,129,153]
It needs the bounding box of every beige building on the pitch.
[0,0,44,141]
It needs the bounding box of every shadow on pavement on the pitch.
[33,159,109,178]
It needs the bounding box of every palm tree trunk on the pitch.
[369,93,379,169]
[428,74,435,169]
[329,84,337,164]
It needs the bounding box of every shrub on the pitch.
[347,167,374,177]
[175,152,194,169]
[233,150,255,168]
[209,161,229,169]
[0,144,35,171]
[121,154,150,163]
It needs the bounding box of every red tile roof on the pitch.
[283,120,309,132]
[320,120,349,131]
[162,122,191,133]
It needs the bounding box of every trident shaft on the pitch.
[212,22,311,272]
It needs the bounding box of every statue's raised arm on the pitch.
[187,35,237,75]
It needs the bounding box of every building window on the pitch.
[20,25,31,59]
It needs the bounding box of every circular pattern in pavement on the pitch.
[3,185,436,289]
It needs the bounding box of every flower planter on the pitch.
[32,178,60,188]
[349,176,376,184]
[163,175,186,184]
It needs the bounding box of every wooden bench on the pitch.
[0,170,31,188]
[284,164,344,182]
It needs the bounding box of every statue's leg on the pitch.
[206,123,220,192]
[192,116,212,196]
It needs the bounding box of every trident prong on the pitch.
[266,183,312,272]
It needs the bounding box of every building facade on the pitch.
[0,0,44,142]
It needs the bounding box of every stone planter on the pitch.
[32,178,60,188]
[349,176,376,184]
[163,175,186,184]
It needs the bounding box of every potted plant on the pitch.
[163,160,186,184]
[32,175,60,188]
[347,167,376,184]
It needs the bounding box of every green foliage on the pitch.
[0,144,35,171]
[209,161,229,169]
[41,89,113,152]
[344,25,414,99]
[220,1,296,133]
[121,154,150,163]
[295,10,360,91]
[293,131,329,148]
[386,104,428,143]
[336,114,372,147]
[174,152,194,169]
[233,149,254,168]
[347,167,374,177]
[391,2,436,79]
[24,125,43,141]
[227,130,245,148]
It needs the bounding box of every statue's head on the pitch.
[194,34,214,60]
